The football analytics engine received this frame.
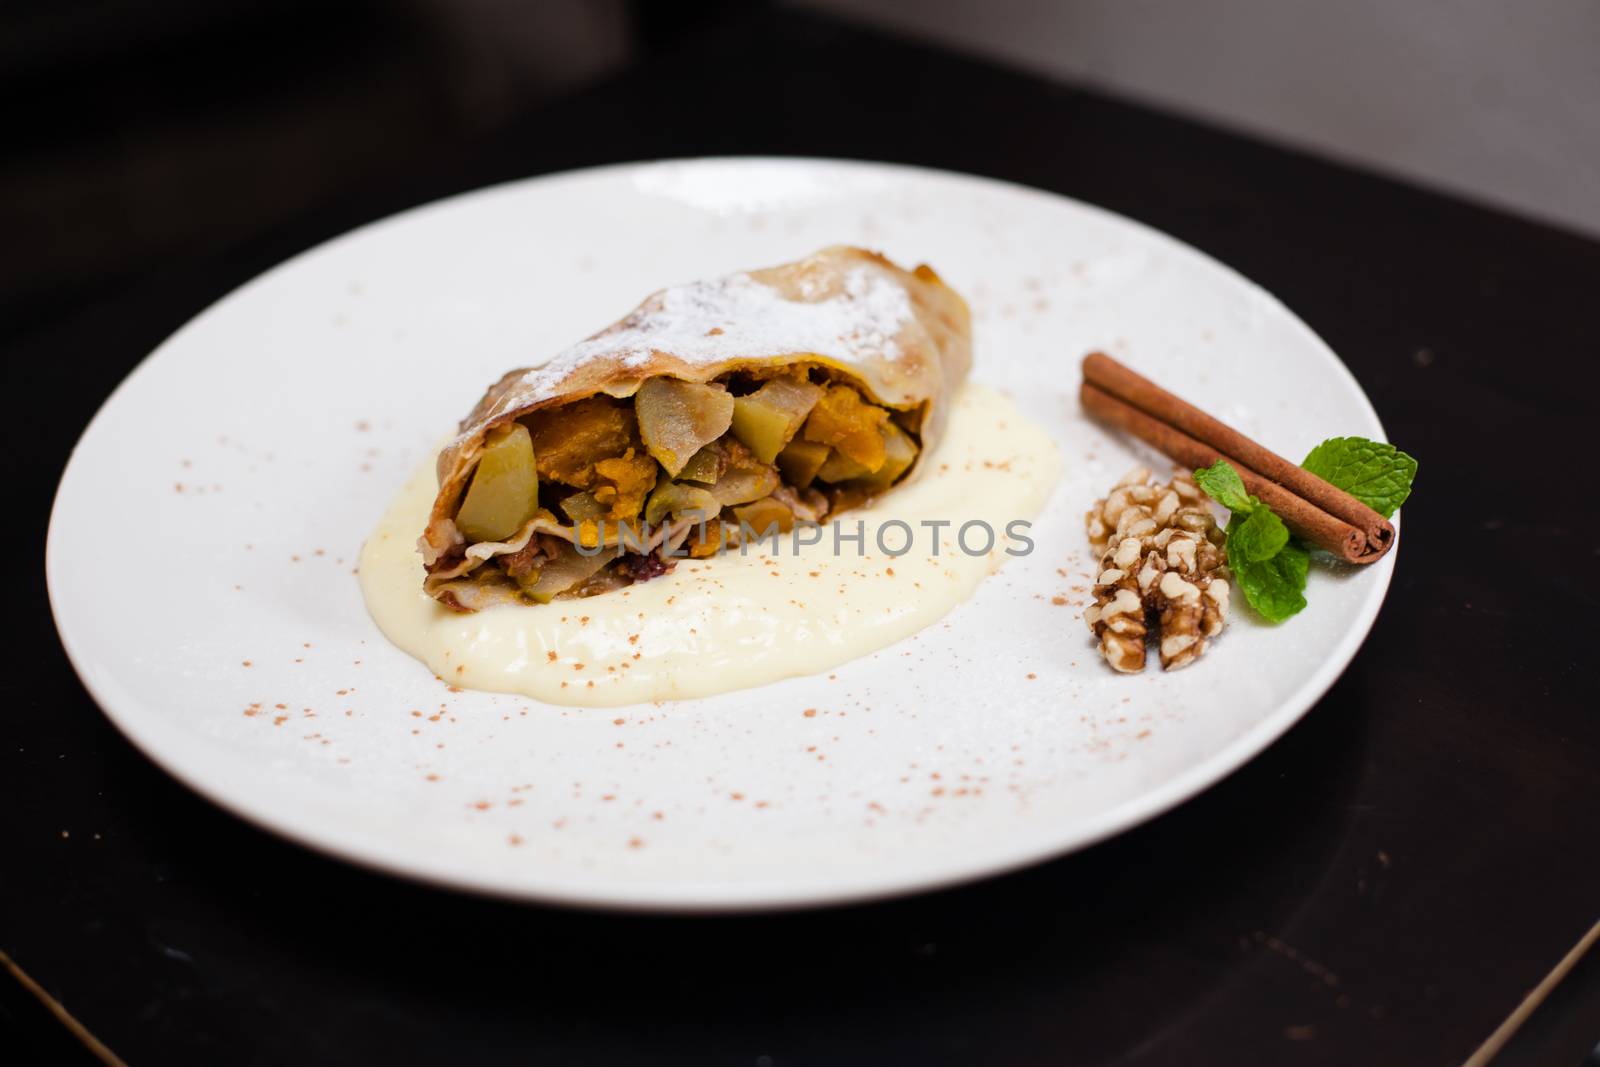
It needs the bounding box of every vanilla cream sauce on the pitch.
[360,385,1059,706]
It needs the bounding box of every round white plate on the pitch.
[48,158,1395,911]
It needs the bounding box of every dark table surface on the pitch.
[8,9,1599,1066]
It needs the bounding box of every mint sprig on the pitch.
[1230,534,1308,621]
[1195,459,1306,623]
[1193,435,1416,624]
[1192,461,1251,513]
[1228,502,1290,563]
[1301,437,1417,518]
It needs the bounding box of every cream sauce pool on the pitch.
[360,384,1059,707]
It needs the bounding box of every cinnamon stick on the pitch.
[1080,353,1394,564]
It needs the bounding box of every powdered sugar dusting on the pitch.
[509,264,915,405]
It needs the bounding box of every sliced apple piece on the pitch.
[455,422,540,543]
[677,443,727,486]
[635,377,734,477]
[775,439,830,488]
[816,448,873,483]
[559,490,604,523]
[730,377,823,463]
[521,542,616,603]
[709,464,780,507]
[644,480,721,526]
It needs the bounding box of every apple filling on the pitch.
[442,364,924,603]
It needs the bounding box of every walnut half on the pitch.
[1083,468,1230,671]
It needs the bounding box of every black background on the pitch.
[6,6,1599,1064]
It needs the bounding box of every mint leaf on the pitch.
[1193,459,1251,513]
[1228,530,1309,622]
[1195,459,1310,622]
[1229,503,1290,563]
[1301,436,1417,518]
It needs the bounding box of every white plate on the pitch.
[47,158,1395,911]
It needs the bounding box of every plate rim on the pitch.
[46,155,1398,912]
